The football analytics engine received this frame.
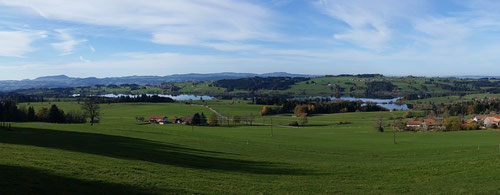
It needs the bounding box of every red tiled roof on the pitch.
[476,116,487,120]
[407,121,421,125]
[149,115,165,120]
[423,118,436,126]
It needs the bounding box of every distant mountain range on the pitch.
[0,72,318,92]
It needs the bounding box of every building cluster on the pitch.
[466,115,500,128]
[148,115,195,125]
[405,118,442,131]
[406,115,500,130]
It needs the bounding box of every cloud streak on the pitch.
[2,0,275,51]
[0,30,46,57]
[51,29,87,55]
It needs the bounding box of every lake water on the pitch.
[71,94,408,110]
[72,94,214,101]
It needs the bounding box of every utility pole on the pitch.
[270,117,274,137]
[393,119,397,144]
[393,129,396,144]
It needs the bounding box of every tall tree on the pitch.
[200,112,207,125]
[247,113,255,126]
[27,106,36,121]
[208,113,219,126]
[374,114,384,132]
[49,104,65,123]
[192,113,201,125]
[82,99,100,126]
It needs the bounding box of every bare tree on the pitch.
[248,113,255,126]
[82,98,100,126]
[374,114,384,132]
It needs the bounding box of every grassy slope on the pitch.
[1,102,500,194]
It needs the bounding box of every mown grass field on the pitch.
[2,101,500,194]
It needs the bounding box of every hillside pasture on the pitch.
[1,102,500,194]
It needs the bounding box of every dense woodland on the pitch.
[89,94,175,104]
[214,77,309,91]
[259,99,387,116]
[0,100,86,123]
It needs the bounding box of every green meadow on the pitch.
[2,101,500,194]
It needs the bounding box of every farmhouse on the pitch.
[172,117,183,124]
[483,116,500,128]
[473,116,487,123]
[406,120,421,127]
[182,116,194,125]
[406,118,442,130]
[149,115,168,125]
[422,118,438,130]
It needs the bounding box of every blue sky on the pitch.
[1,0,500,80]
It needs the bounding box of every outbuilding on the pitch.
[149,115,168,125]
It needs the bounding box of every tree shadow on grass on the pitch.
[0,164,186,195]
[0,127,312,175]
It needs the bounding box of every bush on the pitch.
[463,122,480,130]
[402,111,413,118]
[338,121,351,125]
[135,116,145,122]
[289,121,299,126]
[208,114,219,126]
[444,117,461,131]
[65,110,87,123]
[297,116,308,126]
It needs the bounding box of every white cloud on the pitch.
[413,17,470,45]
[0,30,45,57]
[314,0,408,50]
[1,0,275,50]
[51,29,86,55]
[79,56,90,63]
[89,46,95,53]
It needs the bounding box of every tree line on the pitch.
[259,100,386,116]
[88,94,175,104]
[214,77,309,91]
[0,99,100,125]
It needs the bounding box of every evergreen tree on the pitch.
[49,104,65,123]
[28,106,36,121]
[200,112,207,125]
[192,113,201,125]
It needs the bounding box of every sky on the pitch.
[1,0,500,80]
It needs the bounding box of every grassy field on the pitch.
[2,101,500,194]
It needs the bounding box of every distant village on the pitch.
[148,115,194,125]
[405,115,500,131]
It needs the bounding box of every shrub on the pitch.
[463,122,480,130]
[65,110,87,123]
[338,121,351,125]
[444,117,461,131]
[135,116,145,122]
[298,116,308,126]
[208,114,219,126]
[402,111,413,118]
